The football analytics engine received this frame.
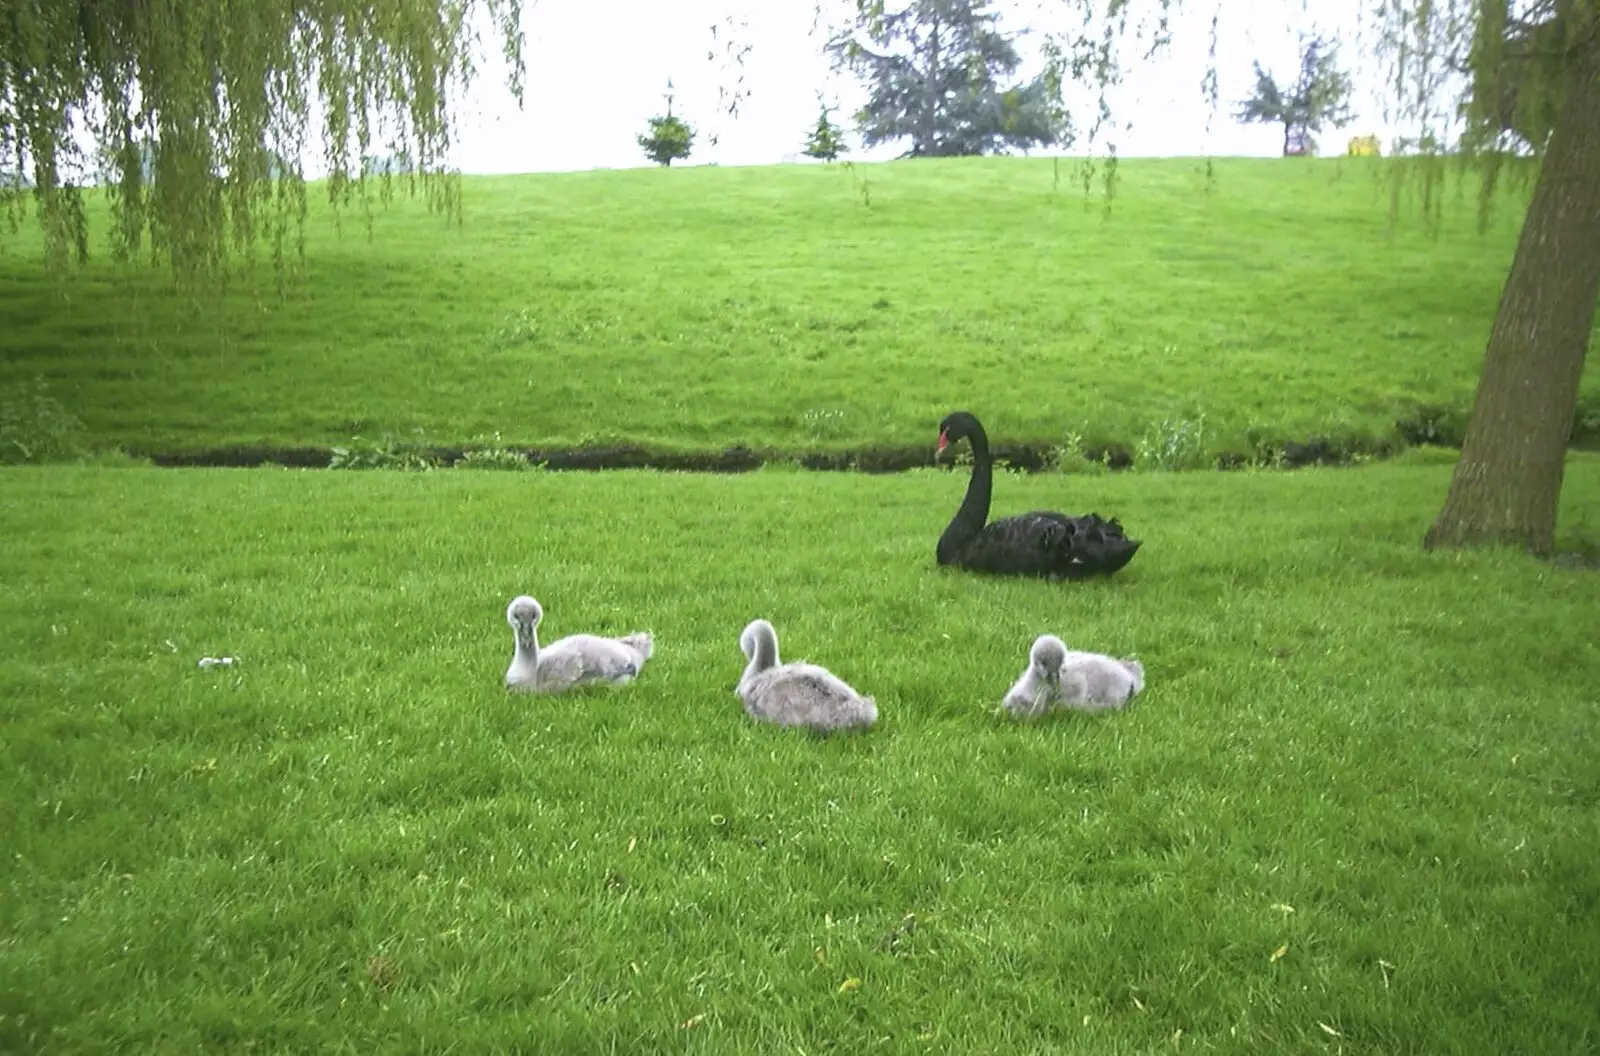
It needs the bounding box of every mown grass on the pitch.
[3,455,1597,1052]
[3,156,1593,461]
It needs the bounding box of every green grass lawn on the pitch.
[4,156,1593,462]
[3,454,1597,1052]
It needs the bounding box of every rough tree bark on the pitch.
[1424,36,1600,555]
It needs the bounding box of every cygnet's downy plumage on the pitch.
[504,595,654,693]
[735,618,878,733]
[1001,633,1144,718]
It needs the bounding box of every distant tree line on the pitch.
[638,0,1062,168]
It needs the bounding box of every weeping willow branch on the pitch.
[0,0,525,287]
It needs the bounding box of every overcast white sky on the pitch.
[425,0,1441,175]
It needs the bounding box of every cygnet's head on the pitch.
[739,618,776,661]
[1030,634,1067,678]
[506,595,543,639]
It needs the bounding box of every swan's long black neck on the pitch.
[937,423,993,563]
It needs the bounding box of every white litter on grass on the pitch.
[197,656,237,669]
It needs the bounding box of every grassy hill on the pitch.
[3,156,1591,465]
[4,153,1597,1054]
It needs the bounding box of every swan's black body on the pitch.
[935,411,1140,580]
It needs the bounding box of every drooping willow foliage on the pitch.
[0,0,524,284]
[1366,0,1595,232]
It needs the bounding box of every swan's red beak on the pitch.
[936,428,948,456]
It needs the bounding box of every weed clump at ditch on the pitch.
[0,377,90,465]
[1395,403,1469,448]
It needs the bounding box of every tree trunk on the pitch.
[921,17,941,156]
[1423,37,1600,556]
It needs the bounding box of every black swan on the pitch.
[934,410,1141,579]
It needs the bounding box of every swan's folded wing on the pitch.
[746,666,868,728]
[1060,653,1132,709]
[579,639,641,681]
[540,636,638,686]
[1022,511,1132,542]
[976,512,1072,553]
[533,645,585,688]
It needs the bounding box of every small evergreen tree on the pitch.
[638,80,696,167]
[803,101,850,162]
[1235,32,1355,156]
